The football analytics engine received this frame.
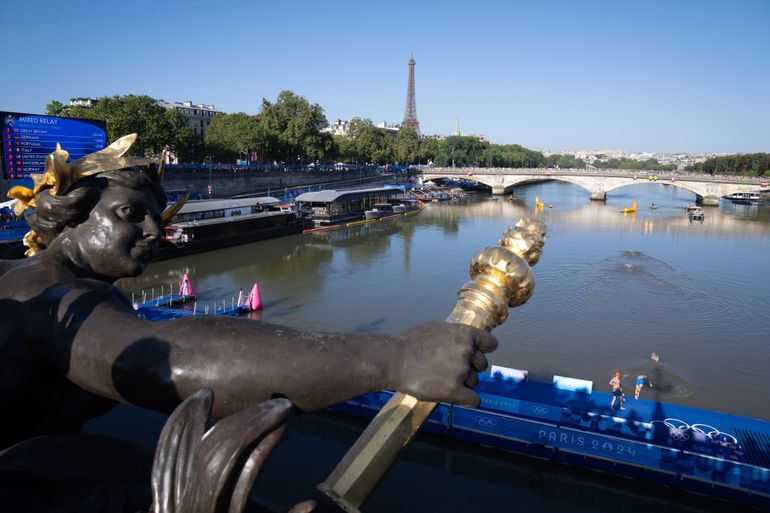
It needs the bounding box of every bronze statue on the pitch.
[0,135,496,512]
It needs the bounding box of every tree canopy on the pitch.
[45,95,203,162]
[433,136,487,167]
[546,154,586,169]
[393,128,420,164]
[256,90,333,163]
[204,113,263,163]
[481,144,546,168]
[685,154,769,176]
[592,157,676,171]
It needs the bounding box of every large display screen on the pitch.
[1,111,107,181]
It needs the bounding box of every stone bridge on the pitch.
[421,168,766,205]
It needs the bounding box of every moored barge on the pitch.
[158,197,309,260]
[295,187,404,227]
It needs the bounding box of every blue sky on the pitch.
[2,0,768,153]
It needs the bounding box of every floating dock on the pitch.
[133,278,258,321]
[332,369,770,509]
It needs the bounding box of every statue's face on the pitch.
[69,183,162,279]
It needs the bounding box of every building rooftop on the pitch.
[156,99,220,112]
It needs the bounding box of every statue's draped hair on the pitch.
[28,172,167,252]
[6,134,185,256]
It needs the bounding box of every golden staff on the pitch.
[318,218,547,512]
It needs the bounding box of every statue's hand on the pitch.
[393,322,498,407]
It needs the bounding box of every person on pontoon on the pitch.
[609,371,625,410]
[634,374,653,399]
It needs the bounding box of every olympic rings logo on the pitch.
[531,406,549,416]
[669,429,689,442]
[475,416,497,428]
[651,418,738,445]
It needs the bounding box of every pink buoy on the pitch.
[179,273,196,298]
[249,283,263,311]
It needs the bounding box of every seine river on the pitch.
[102,181,769,512]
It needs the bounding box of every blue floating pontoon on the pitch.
[332,367,770,509]
[136,303,248,321]
[133,299,770,508]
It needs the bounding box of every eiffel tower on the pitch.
[401,52,420,135]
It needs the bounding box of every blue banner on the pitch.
[2,111,106,180]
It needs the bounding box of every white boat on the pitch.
[727,192,761,204]
[364,203,395,220]
[687,206,704,222]
[391,198,420,214]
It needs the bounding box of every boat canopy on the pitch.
[295,187,401,204]
[176,197,280,215]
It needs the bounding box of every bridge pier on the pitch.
[492,186,507,195]
[701,196,720,206]
[590,191,606,201]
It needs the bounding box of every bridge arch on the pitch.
[603,181,703,202]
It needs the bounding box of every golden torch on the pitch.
[318,218,547,512]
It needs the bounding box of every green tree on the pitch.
[434,136,487,167]
[333,134,357,163]
[205,113,267,163]
[593,157,676,171]
[393,128,420,164]
[342,118,394,165]
[546,154,586,169]
[686,153,770,176]
[165,108,204,163]
[45,101,67,116]
[256,90,332,163]
[46,96,206,162]
[417,138,438,165]
[54,95,179,156]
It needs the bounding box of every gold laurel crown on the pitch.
[6,134,187,256]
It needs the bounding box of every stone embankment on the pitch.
[164,168,404,198]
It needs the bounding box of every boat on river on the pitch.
[391,198,420,214]
[296,187,403,227]
[685,205,704,221]
[391,198,422,214]
[621,201,637,214]
[364,203,395,220]
[332,366,770,510]
[727,192,761,204]
[158,197,308,260]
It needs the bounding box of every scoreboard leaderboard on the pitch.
[1,111,107,181]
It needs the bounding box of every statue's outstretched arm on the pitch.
[53,282,495,417]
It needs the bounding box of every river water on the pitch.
[111,181,769,512]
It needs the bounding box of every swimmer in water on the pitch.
[650,352,660,362]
